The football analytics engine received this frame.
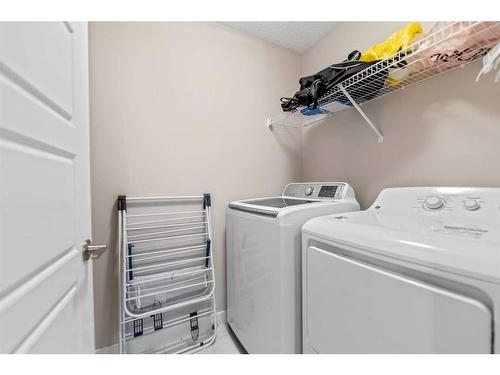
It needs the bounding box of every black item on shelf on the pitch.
[281,50,388,112]
[298,49,362,91]
[333,55,405,106]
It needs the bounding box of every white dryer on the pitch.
[302,187,500,354]
[226,182,359,353]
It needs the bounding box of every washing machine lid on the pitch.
[228,196,320,217]
[228,182,358,217]
[303,187,500,284]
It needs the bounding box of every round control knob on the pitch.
[464,199,480,211]
[305,187,314,196]
[424,196,445,210]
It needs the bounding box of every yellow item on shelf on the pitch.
[361,22,423,62]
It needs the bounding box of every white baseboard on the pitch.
[216,309,226,326]
[95,310,227,354]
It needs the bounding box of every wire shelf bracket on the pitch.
[339,84,384,142]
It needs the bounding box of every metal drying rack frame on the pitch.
[118,194,217,354]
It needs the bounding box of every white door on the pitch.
[0,22,98,353]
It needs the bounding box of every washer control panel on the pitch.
[283,182,349,200]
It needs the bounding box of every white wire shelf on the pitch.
[268,21,500,141]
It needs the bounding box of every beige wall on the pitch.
[89,22,302,349]
[301,22,500,208]
[90,21,500,349]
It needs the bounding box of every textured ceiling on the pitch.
[222,22,336,53]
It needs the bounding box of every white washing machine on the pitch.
[302,187,500,354]
[226,182,359,353]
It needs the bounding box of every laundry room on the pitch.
[1,0,500,372]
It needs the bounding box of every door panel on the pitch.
[0,74,77,152]
[16,287,77,353]
[0,138,75,293]
[0,22,74,118]
[0,250,79,352]
[0,22,93,353]
[305,246,492,353]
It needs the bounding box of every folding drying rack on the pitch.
[117,194,216,354]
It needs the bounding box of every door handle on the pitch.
[82,239,108,261]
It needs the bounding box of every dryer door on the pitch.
[304,246,493,353]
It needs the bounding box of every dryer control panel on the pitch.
[370,187,500,217]
[283,182,353,200]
